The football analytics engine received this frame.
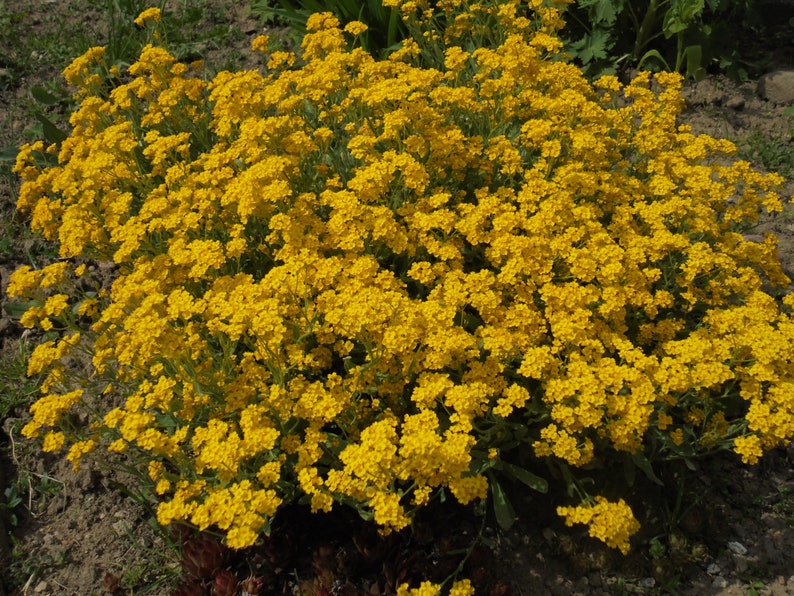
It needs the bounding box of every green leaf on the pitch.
[30,86,62,105]
[0,145,18,164]
[4,486,22,509]
[386,5,402,50]
[3,300,37,319]
[637,48,671,71]
[34,113,67,144]
[676,0,706,22]
[684,44,704,79]
[631,452,664,486]
[578,0,622,25]
[489,474,517,530]
[570,28,613,64]
[663,0,705,37]
[664,20,688,36]
[154,412,179,429]
[503,462,548,493]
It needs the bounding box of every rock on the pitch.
[76,467,99,491]
[112,519,129,535]
[732,553,749,574]
[758,70,794,104]
[638,577,656,589]
[728,540,748,555]
[726,95,745,110]
[587,572,602,587]
[34,581,48,593]
[712,576,729,589]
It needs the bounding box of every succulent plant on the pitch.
[181,534,230,582]
[211,569,239,596]
[240,573,265,596]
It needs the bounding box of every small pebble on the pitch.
[34,581,48,593]
[638,577,656,588]
[727,541,748,555]
[707,563,721,575]
[712,576,729,589]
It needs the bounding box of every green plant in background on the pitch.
[249,0,764,77]
[86,0,245,69]
[739,128,794,180]
[1,485,23,527]
[93,0,165,67]
[736,109,794,179]
[250,0,406,56]
[562,0,757,78]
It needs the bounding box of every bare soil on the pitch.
[1,1,794,595]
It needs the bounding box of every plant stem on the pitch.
[633,0,664,61]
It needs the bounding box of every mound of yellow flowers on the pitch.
[9,0,794,566]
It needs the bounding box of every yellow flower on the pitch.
[42,431,65,452]
[558,497,640,554]
[396,582,441,596]
[449,579,475,596]
[344,21,368,36]
[733,434,764,465]
[251,34,269,52]
[134,7,162,27]
[66,440,97,470]
[44,293,69,317]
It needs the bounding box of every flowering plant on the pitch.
[8,0,794,565]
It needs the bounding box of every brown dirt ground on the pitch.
[1,1,794,595]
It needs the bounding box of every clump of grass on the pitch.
[738,129,794,179]
[736,109,794,179]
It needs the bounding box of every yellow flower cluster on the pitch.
[10,0,793,555]
[557,497,640,555]
[133,6,161,27]
[397,579,474,596]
